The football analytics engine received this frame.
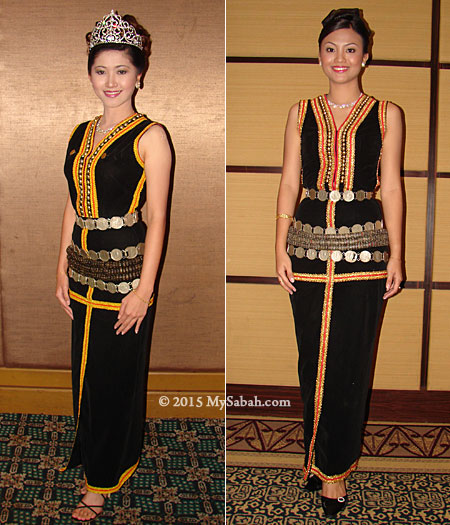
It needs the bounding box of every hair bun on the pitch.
[322,8,362,27]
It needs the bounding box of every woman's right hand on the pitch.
[276,250,296,294]
[56,272,74,320]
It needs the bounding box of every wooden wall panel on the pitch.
[441,0,450,62]
[227,283,422,390]
[227,64,429,171]
[437,71,450,172]
[227,174,426,281]
[428,291,450,390]
[433,179,450,281]
[227,172,279,276]
[227,0,431,61]
[0,0,224,372]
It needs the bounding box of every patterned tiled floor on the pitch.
[0,413,225,524]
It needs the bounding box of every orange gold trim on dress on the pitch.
[69,289,154,311]
[60,287,94,472]
[88,115,147,217]
[68,123,80,142]
[304,259,335,479]
[133,122,159,168]
[81,229,88,251]
[72,120,96,215]
[85,460,140,494]
[375,100,388,190]
[311,97,335,190]
[294,270,388,282]
[306,459,358,483]
[297,100,308,185]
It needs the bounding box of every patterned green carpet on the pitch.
[227,466,450,524]
[0,413,224,524]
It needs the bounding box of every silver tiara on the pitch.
[89,10,143,51]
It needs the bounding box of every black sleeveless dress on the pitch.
[60,113,159,494]
[288,94,389,482]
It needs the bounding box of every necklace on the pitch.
[326,93,362,109]
[96,120,115,134]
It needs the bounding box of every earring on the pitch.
[135,81,140,89]
[361,62,366,67]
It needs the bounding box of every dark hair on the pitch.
[86,14,151,75]
[318,8,371,54]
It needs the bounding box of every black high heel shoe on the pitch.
[321,494,347,518]
[304,474,322,491]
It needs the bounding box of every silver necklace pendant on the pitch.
[96,121,115,134]
[326,93,362,109]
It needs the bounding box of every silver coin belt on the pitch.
[75,211,139,230]
[70,241,145,262]
[68,268,140,294]
[305,188,373,202]
[287,245,389,263]
[287,221,389,251]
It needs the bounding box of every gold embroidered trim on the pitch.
[305,459,359,482]
[86,460,140,494]
[297,100,308,185]
[293,270,388,282]
[304,259,335,477]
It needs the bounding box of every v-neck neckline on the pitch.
[90,112,139,152]
[322,93,366,133]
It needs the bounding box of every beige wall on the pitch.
[227,0,449,391]
[0,1,224,379]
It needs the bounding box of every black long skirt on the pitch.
[290,271,385,481]
[60,281,155,494]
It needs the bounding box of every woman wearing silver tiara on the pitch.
[275,8,404,518]
[55,11,171,521]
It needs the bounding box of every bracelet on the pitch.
[276,213,293,220]
[132,289,151,305]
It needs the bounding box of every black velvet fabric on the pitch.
[289,96,388,481]
[61,114,157,492]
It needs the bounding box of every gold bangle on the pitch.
[276,213,293,220]
[132,289,150,305]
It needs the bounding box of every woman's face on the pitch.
[319,28,369,85]
[89,49,141,109]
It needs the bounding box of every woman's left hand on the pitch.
[114,290,151,335]
[383,258,403,300]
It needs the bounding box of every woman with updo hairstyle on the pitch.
[276,8,403,518]
[55,11,171,521]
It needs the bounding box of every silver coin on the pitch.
[96,217,109,231]
[137,243,145,255]
[352,223,363,233]
[375,220,383,230]
[132,278,140,290]
[343,190,355,202]
[85,219,95,230]
[383,252,389,262]
[124,214,136,227]
[294,220,302,230]
[295,247,305,259]
[107,282,117,293]
[88,250,99,261]
[344,250,357,263]
[373,251,382,263]
[307,248,317,260]
[331,250,343,262]
[303,224,313,234]
[364,221,375,231]
[338,226,350,235]
[309,189,317,200]
[319,250,329,261]
[118,282,131,294]
[110,216,124,229]
[325,227,336,235]
[126,246,138,259]
[318,189,328,202]
[111,248,123,261]
[99,250,109,262]
[87,277,96,288]
[356,190,365,201]
[80,275,88,285]
[313,226,324,235]
[329,190,341,202]
[97,279,106,291]
[360,250,371,263]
